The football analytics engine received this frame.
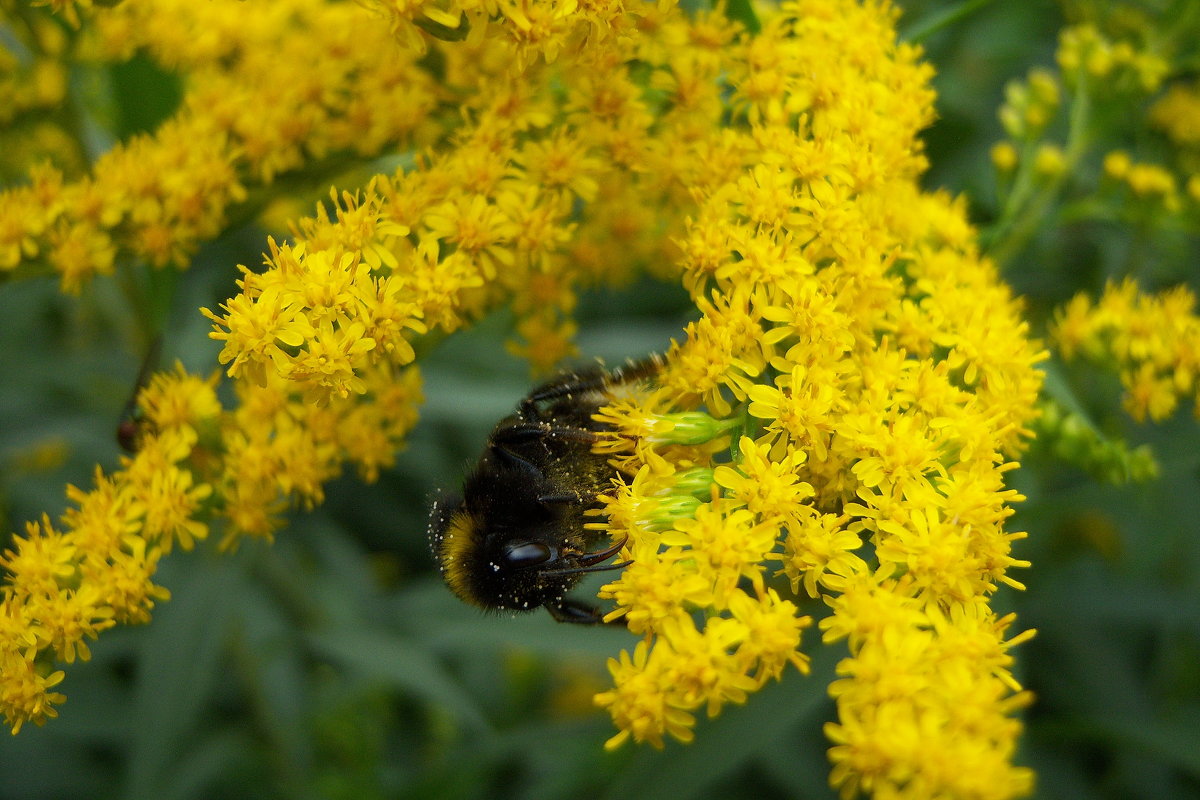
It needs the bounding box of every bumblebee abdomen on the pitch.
[428,500,487,608]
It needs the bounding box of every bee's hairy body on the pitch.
[428,355,662,624]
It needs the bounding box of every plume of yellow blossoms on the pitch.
[2,0,435,735]
[0,359,423,734]
[3,0,1045,796]
[1053,279,1200,422]
[0,0,440,290]
[0,0,696,739]
[583,8,1042,797]
[204,1,1042,796]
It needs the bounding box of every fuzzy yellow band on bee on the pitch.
[439,509,485,606]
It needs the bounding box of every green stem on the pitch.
[115,259,178,353]
[983,74,1092,268]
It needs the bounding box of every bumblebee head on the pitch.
[428,493,582,613]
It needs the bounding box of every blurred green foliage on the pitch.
[2,1,1199,798]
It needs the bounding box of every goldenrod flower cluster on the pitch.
[1,0,440,291]
[1150,80,1200,149]
[999,68,1060,140]
[0,360,422,733]
[202,0,726,386]
[584,6,1042,792]
[3,0,1047,796]
[1101,150,1187,212]
[1053,280,1200,422]
[0,16,72,180]
[1054,26,1200,221]
[984,14,1199,270]
[1056,23,1168,94]
[1148,80,1200,206]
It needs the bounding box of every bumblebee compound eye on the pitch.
[502,541,555,568]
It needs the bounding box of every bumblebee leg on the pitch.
[520,354,664,415]
[545,598,624,625]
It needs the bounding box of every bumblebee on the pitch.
[428,355,662,624]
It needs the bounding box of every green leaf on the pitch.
[305,628,491,733]
[123,557,245,800]
[723,0,761,35]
